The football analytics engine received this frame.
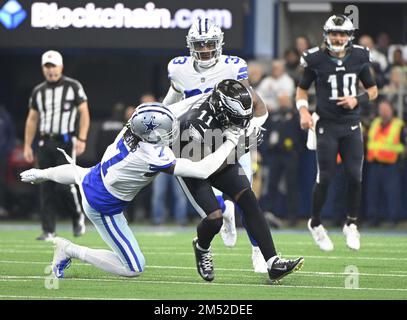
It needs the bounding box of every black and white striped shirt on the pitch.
[28,76,87,136]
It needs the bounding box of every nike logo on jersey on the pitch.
[351,125,359,130]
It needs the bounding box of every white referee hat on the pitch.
[41,50,63,66]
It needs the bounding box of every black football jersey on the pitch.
[299,45,375,122]
[176,100,225,161]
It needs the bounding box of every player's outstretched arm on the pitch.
[165,127,243,179]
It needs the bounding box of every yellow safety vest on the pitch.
[367,117,404,164]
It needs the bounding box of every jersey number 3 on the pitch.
[328,73,357,99]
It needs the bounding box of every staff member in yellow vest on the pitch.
[366,99,406,226]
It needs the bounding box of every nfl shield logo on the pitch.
[201,77,205,83]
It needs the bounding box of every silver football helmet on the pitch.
[186,18,224,68]
[128,102,179,146]
[323,14,354,53]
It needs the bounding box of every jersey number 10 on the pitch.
[328,73,357,99]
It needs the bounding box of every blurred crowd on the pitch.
[2,32,407,228]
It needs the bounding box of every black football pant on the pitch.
[312,119,364,224]
[178,163,277,261]
[37,137,82,233]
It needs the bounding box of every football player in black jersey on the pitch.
[296,15,378,251]
[176,79,304,283]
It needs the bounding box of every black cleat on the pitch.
[192,238,214,282]
[268,256,304,283]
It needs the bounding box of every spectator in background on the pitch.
[391,47,406,68]
[375,32,391,57]
[95,102,125,160]
[365,99,406,226]
[358,35,389,73]
[382,66,407,105]
[0,105,16,217]
[247,61,266,89]
[284,47,302,86]
[260,101,305,226]
[295,35,311,55]
[257,59,295,112]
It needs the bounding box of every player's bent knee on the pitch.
[207,209,222,220]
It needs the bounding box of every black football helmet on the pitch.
[209,79,253,129]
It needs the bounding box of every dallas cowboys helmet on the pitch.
[209,79,253,129]
[186,18,224,68]
[127,102,179,146]
[323,14,355,53]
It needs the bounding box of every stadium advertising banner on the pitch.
[0,0,246,49]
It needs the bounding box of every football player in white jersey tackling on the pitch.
[163,18,269,273]
[20,102,243,278]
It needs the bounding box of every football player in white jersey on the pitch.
[20,102,243,279]
[163,18,269,273]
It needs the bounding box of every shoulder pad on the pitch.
[352,45,372,63]
[301,47,321,68]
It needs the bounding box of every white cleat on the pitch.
[252,246,268,273]
[51,237,72,278]
[343,223,360,250]
[220,200,237,247]
[307,219,334,251]
[20,169,48,184]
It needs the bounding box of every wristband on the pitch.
[77,137,87,143]
[296,99,309,111]
[356,92,369,105]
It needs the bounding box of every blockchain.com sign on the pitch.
[0,0,245,49]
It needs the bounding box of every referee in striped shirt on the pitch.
[23,50,90,240]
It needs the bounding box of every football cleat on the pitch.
[268,256,304,283]
[307,219,334,251]
[36,232,56,241]
[20,169,48,184]
[252,246,268,273]
[192,238,214,282]
[343,223,360,250]
[51,237,72,279]
[220,200,237,247]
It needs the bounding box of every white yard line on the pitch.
[0,275,407,293]
[1,260,407,278]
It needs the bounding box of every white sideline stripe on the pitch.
[2,248,407,262]
[0,275,407,292]
[1,260,407,278]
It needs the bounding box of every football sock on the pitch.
[42,165,77,184]
[66,243,140,277]
[236,189,277,261]
[311,182,329,227]
[197,216,223,250]
[346,180,361,225]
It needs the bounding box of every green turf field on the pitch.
[0,224,406,300]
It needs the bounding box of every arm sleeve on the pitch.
[298,67,317,90]
[162,85,184,106]
[359,64,376,89]
[173,140,236,179]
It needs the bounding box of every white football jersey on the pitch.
[168,55,248,99]
[81,128,175,215]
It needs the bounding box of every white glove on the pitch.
[222,126,244,146]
